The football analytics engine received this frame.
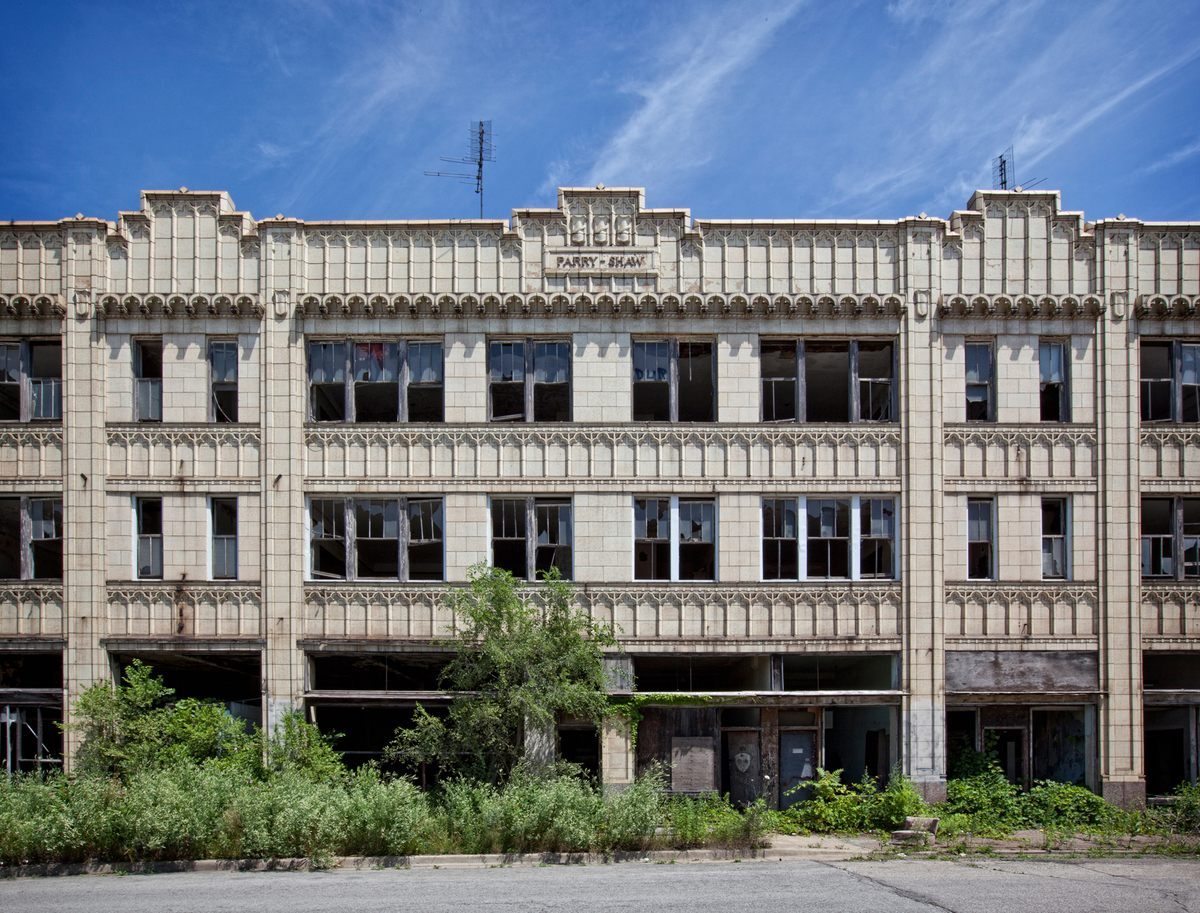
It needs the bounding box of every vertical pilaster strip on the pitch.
[62,225,108,767]
[901,224,946,800]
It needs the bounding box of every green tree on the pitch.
[384,566,616,784]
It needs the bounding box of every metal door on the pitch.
[722,730,761,807]
[779,729,818,809]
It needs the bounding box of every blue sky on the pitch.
[3,0,1199,224]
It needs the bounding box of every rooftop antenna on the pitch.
[993,146,1048,192]
[425,120,494,218]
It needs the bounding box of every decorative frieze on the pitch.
[302,582,903,642]
[0,295,65,319]
[1141,584,1200,638]
[96,293,262,319]
[943,424,1096,481]
[1135,294,1200,320]
[107,424,261,481]
[303,424,900,485]
[0,583,64,637]
[0,426,64,480]
[938,294,1103,319]
[1140,427,1200,482]
[106,583,262,638]
[945,583,1099,639]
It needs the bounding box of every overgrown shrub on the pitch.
[940,765,1027,836]
[1163,782,1200,835]
[784,768,928,834]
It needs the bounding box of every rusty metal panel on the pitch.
[946,650,1097,693]
[670,737,716,793]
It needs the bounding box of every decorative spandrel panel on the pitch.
[304,425,900,485]
[302,583,902,643]
[1140,428,1200,482]
[0,427,64,480]
[0,584,64,637]
[1141,585,1200,639]
[106,584,262,638]
[943,426,1096,481]
[107,425,261,481]
[945,584,1099,641]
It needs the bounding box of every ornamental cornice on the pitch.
[293,291,908,321]
[0,425,63,448]
[944,582,1099,604]
[0,582,64,607]
[0,294,66,320]
[1135,294,1200,320]
[943,424,1097,448]
[938,293,1103,319]
[1140,584,1200,604]
[95,292,263,319]
[1141,426,1200,448]
[106,423,261,448]
[106,581,262,605]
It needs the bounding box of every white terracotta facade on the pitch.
[1,186,1198,806]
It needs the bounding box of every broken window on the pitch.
[1041,498,1068,580]
[807,498,850,578]
[0,497,63,580]
[634,497,671,581]
[859,498,895,579]
[134,339,163,423]
[967,497,995,580]
[1039,340,1070,422]
[634,497,715,581]
[407,342,444,422]
[135,496,163,579]
[209,339,238,423]
[489,497,572,580]
[211,497,237,580]
[633,339,714,422]
[488,339,571,422]
[965,342,993,422]
[1142,497,1200,580]
[761,338,894,423]
[762,498,798,580]
[1141,340,1200,423]
[308,338,444,423]
[0,340,62,422]
[488,341,525,421]
[308,497,444,581]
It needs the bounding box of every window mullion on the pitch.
[1177,497,1185,582]
[343,341,353,423]
[525,339,535,424]
[669,340,680,423]
[796,340,805,423]
[398,497,409,582]
[345,498,356,581]
[850,495,861,581]
[398,340,409,422]
[20,495,31,580]
[797,496,807,581]
[669,496,680,581]
[20,341,30,423]
[1175,341,1184,424]
[850,341,861,423]
[526,497,536,581]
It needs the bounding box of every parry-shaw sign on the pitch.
[544,249,658,275]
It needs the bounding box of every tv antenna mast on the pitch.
[425,120,494,218]
[992,146,1047,192]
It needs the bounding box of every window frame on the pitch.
[486,337,572,423]
[1040,497,1069,581]
[208,338,239,423]
[632,338,716,423]
[0,339,62,422]
[209,496,238,581]
[488,496,574,580]
[760,495,898,582]
[306,337,445,423]
[966,497,996,580]
[965,340,995,423]
[758,337,897,424]
[1141,496,1200,581]
[1038,339,1071,423]
[134,495,163,580]
[305,496,445,582]
[1140,339,1200,424]
[633,495,718,582]
[0,496,64,580]
[133,337,163,424]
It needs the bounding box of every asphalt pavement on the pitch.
[2,857,1199,913]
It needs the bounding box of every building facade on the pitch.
[1,186,1197,806]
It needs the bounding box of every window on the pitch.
[759,339,895,423]
[634,496,716,581]
[633,340,714,422]
[967,498,995,580]
[1141,340,1200,423]
[1039,341,1070,422]
[134,339,163,423]
[490,497,573,579]
[307,339,444,423]
[210,497,237,580]
[0,497,63,579]
[487,339,571,422]
[209,339,238,423]
[307,497,443,581]
[761,496,896,581]
[1041,498,1068,580]
[965,342,993,422]
[1141,497,1200,580]
[0,340,62,421]
[135,496,163,579]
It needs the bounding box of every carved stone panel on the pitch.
[944,425,1096,481]
[107,425,261,480]
[0,584,64,637]
[0,427,64,480]
[106,584,262,638]
[1140,428,1200,482]
[945,584,1099,639]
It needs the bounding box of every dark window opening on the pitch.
[490,497,570,580]
[762,498,798,580]
[112,652,261,724]
[633,340,672,421]
[1039,340,1069,422]
[308,340,349,422]
[533,341,570,422]
[0,652,63,689]
[1041,497,1067,580]
[311,653,452,692]
[858,341,894,421]
[634,655,767,691]
[807,498,850,578]
[860,498,894,579]
[558,725,600,779]
[136,496,163,579]
[29,498,62,579]
[134,339,163,423]
[677,342,714,422]
[760,340,798,422]
[0,343,19,420]
[309,339,444,423]
[353,342,400,422]
[635,497,670,581]
[489,340,526,421]
[535,500,573,578]
[805,341,850,422]
[491,498,528,577]
[967,497,994,580]
[407,498,444,581]
[29,341,61,421]
[355,499,400,579]
[1141,342,1173,422]
[211,497,237,580]
[407,342,444,422]
[965,342,993,422]
[678,498,716,580]
[209,340,238,423]
[781,654,896,691]
[310,499,347,579]
[1142,497,1174,578]
[0,499,19,579]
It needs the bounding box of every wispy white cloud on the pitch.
[1139,135,1200,176]
[570,0,806,192]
